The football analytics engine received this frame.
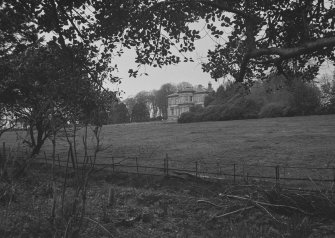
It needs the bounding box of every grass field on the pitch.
[2,114,335,170]
[2,115,335,237]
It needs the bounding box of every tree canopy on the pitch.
[0,42,115,155]
[119,0,335,83]
[1,0,335,87]
[109,102,130,124]
[131,101,150,122]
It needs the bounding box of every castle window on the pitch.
[190,96,193,102]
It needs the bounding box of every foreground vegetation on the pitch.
[1,164,335,238]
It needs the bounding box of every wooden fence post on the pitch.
[163,156,166,176]
[112,157,115,172]
[195,161,198,178]
[233,164,236,184]
[108,186,115,207]
[44,151,47,165]
[57,154,61,167]
[275,166,280,186]
[283,166,286,185]
[163,157,165,175]
[166,154,169,176]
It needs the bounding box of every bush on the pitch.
[204,94,215,107]
[178,97,262,123]
[243,97,263,119]
[221,104,244,120]
[201,106,222,121]
[178,112,197,123]
[189,105,205,113]
[259,103,287,118]
[220,97,260,120]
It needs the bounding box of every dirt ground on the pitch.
[1,163,335,238]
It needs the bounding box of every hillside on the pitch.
[2,114,335,169]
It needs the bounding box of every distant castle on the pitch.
[167,82,213,120]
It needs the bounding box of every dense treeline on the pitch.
[122,82,193,122]
[83,81,195,124]
[178,74,335,123]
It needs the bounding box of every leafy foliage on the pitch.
[124,83,178,121]
[179,76,322,123]
[3,0,334,87]
[111,0,335,83]
[109,103,130,124]
[289,79,321,115]
[320,74,335,113]
[131,101,150,122]
[0,44,115,155]
[155,83,177,119]
[0,0,121,89]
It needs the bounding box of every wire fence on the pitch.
[35,151,335,191]
[1,141,335,191]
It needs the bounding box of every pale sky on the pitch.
[106,21,229,99]
[108,49,224,99]
[105,22,334,100]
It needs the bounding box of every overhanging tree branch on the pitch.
[237,36,335,82]
[144,0,259,21]
[250,36,335,59]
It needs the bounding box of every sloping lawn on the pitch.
[2,114,335,169]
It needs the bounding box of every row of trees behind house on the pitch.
[113,82,193,123]
[100,72,335,125]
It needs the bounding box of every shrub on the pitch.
[189,105,204,113]
[178,112,197,123]
[259,103,286,118]
[220,97,260,120]
[221,105,244,120]
[204,94,215,107]
[243,97,263,119]
[178,97,262,123]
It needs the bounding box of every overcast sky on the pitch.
[106,21,230,99]
[108,49,223,99]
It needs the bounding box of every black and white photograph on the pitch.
[1,0,335,237]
